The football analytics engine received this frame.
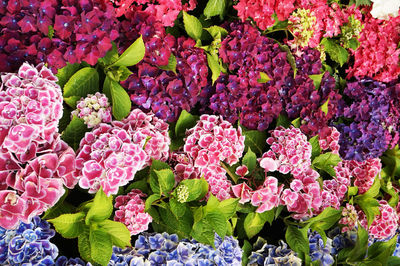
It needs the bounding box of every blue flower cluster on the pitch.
[308,230,334,266]
[247,238,301,266]
[327,227,357,256]
[110,232,242,265]
[335,78,400,161]
[0,216,58,265]
[56,256,88,266]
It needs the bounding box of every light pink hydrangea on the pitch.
[71,92,112,128]
[76,109,170,196]
[0,62,63,163]
[359,200,398,240]
[261,126,312,176]
[182,115,245,200]
[0,136,77,229]
[172,152,200,182]
[114,189,152,235]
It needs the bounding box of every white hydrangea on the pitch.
[370,0,400,20]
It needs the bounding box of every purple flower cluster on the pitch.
[335,77,400,161]
[123,36,208,122]
[0,216,58,265]
[0,0,119,72]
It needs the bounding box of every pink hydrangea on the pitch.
[347,9,400,82]
[339,203,358,233]
[318,127,340,154]
[359,200,398,240]
[172,152,200,182]
[76,109,170,196]
[202,165,232,201]
[71,93,112,128]
[251,177,283,213]
[114,189,152,235]
[344,158,381,194]
[0,63,63,163]
[260,126,312,176]
[0,136,77,229]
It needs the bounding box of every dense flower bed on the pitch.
[1,0,400,265]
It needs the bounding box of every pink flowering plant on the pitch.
[2,0,400,265]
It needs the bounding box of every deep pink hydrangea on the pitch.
[75,109,170,196]
[114,189,152,235]
[172,152,200,182]
[359,200,398,240]
[0,0,119,72]
[71,92,112,128]
[108,0,197,27]
[260,126,312,176]
[0,136,77,229]
[347,9,400,82]
[318,127,340,154]
[343,158,381,195]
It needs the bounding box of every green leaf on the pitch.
[204,0,226,19]
[85,187,113,225]
[257,72,272,83]
[291,117,301,128]
[111,36,145,67]
[285,225,309,255]
[116,66,133,82]
[348,38,360,50]
[207,52,222,84]
[305,207,341,231]
[244,212,270,239]
[320,98,329,115]
[355,197,380,227]
[48,212,86,239]
[103,77,131,120]
[348,186,358,196]
[183,11,203,41]
[242,148,257,173]
[78,228,92,263]
[358,177,380,198]
[64,95,81,109]
[321,38,349,66]
[63,67,99,98]
[309,135,321,161]
[89,229,113,266]
[346,225,369,262]
[56,63,81,88]
[125,178,149,195]
[312,152,341,177]
[178,178,209,202]
[175,110,198,137]
[217,198,239,220]
[170,198,186,218]
[241,126,267,155]
[47,25,54,39]
[242,240,252,266]
[388,256,400,265]
[98,220,131,248]
[61,116,90,151]
[42,190,74,220]
[309,73,324,89]
[191,218,216,246]
[155,169,175,194]
[158,54,177,74]
[158,202,193,238]
[367,234,397,264]
[276,114,291,128]
[145,194,161,211]
[204,26,228,39]
[206,211,227,238]
[354,0,372,7]
[149,160,172,195]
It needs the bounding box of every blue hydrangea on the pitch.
[328,228,357,256]
[0,216,58,265]
[55,256,89,266]
[308,231,334,266]
[112,232,242,266]
[248,238,302,266]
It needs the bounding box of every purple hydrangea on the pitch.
[335,77,400,161]
[0,216,58,265]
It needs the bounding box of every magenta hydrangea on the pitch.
[0,0,119,72]
[114,189,152,235]
[359,200,398,240]
[71,92,112,128]
[75,109,170,196]
[343,158,381,195]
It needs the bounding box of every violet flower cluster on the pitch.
[0,0,119,72]
[0,216,58,265]
[335,77,400,161]
[181,114,245,200]
[71,92,112,128]
[0,63,77,229]
[75,109,170,196]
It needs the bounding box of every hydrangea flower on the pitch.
[71,93,112,128]
[76,109,170,196]
[0,62,63,162]
[248,238,301,266]
[328,227,357,256]
[359,200,398,240]
[0,216,58,265]
[114,189,152,235]
[370,0,400,20]
[308,230,334,266]
[0,0,119,72]
[346,11,400,82]
[339,204,358,233]
[55,256,89,266]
